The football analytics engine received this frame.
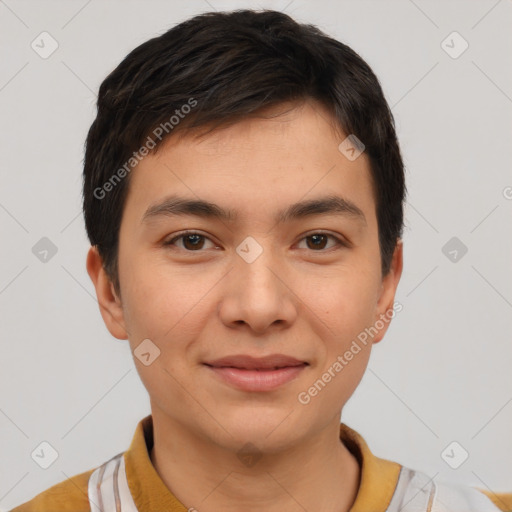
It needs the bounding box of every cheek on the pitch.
[312,269,379,404]
[120,272,203,407]
[296,335,371,414]
[119,262,221,392]
[119,250,199,338]
[299,265,380,338]
[301,270,379,399]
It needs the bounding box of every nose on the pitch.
[218,240,298,335]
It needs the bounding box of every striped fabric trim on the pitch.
[87,452,139,512]
[385,467,502,512]
[86,453,503,512]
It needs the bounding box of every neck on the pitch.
[149,410,361,512]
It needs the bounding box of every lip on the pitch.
[203,354,309,392]
[204,354,307,370]
[205,365,307,392]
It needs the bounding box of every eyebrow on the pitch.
[142,194,367,226]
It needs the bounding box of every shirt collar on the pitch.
[337,422,402,512]
[124,414,401,512]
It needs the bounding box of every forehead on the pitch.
[122,100,377,228]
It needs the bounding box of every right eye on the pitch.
[162,231,218,251]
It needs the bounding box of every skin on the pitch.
[87,99,403,512]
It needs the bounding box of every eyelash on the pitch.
[162,230,348,252]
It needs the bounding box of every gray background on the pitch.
[1,0,511,509]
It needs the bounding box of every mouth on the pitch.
[203,354,308,370]
[203,354,309,392]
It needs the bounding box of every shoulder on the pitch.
[388,466,512,512]
[478,489,512,512]
[10,467,95,512]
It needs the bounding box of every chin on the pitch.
[212,409,301,448]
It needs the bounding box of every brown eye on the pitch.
[163,232,215,251]
[181,234,205,250]
[306,234,328,250]
[298,233,344,251]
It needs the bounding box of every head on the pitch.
[85,10,405,452]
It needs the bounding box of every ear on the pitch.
[86,246,128,340]
[372,239,404,344]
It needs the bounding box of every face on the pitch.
[88,99,402,453]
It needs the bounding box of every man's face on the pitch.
[90,100,402,452]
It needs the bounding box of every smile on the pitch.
[204,364,308,392]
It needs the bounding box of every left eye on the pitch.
[296,233,344,251]
[163,232,344,252]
